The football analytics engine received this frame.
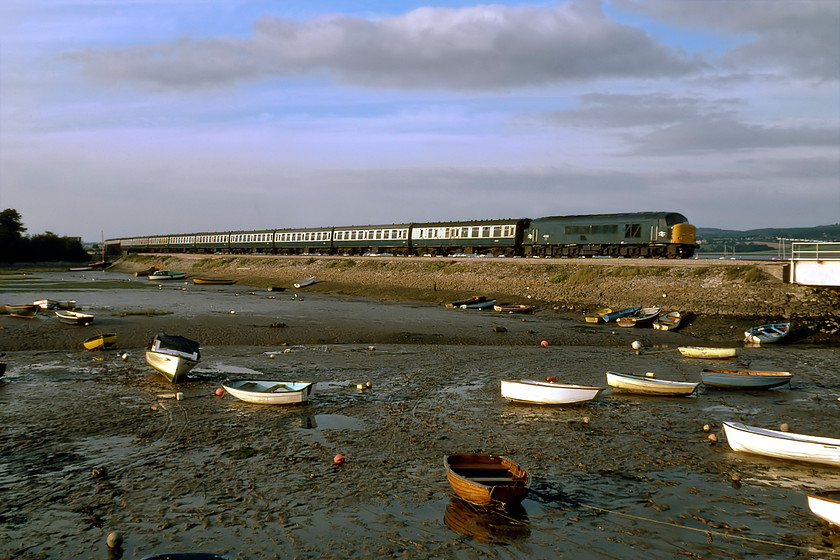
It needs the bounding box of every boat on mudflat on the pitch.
[584,308,612,324]
[83,333,117,351]
[500,379,604,405]
[744,322,790,344]
[33,299,58,310]
[461,299,496,310]
[722,422,840,467]
[678,346,738,359]
[807,492,840,527]
[701,369,792,390]
[616,306,662,328]
[193,278,236,285]
[446,296,487,309]
[493,304,533,314]
[145,333,201,382]
[444,454,530,508]
[5,304,39,319]
[605,371,699,396]
[600,306,642,323]
[653,311,682,331]
[148,270,187,281]
[293,276,316,288]
[222,380,316,404]
[55,309,94,326]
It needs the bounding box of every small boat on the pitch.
[722,422,840,467]
[134,266,158,277]
[807,492,840,527]
[140,555,231,560]
[55,310,94,325]
[584,308,612,323]
[148,270,187,281]
[444,454,530,507]
[744,322,791,344]
[700,368,792,390]
[493,304,533,314]
[293,276,315,288]
[68,265,93,271]
[145,333,201,382]
[83,333,117,351]
[193,278,236,285]
[5,304,39,318]
[500,379,604,405]
[616,306,662,328]
[653,311,682,331]
[605,371,699,396]
[600,306,642,323]
[446,296,487,309]
[56,300,77,310]
[33,299,58,310]
[222,380,316,404]
[443,497,530,544]
[461,299,497,309]
[678,346,738,359]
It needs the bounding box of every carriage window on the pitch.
[482,227,490,237]
[624,224,642,238]
[471,227,479,237]
[492,226,501,237]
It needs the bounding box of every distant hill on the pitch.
[697,224,840,242]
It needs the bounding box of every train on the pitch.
[105,211,697,259]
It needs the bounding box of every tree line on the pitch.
[0,208,90,263]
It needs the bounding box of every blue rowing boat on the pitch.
[600,306,641,323]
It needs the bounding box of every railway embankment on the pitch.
[112,253,840,344]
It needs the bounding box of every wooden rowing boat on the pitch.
[444,454,530,507]
[145,333,200,382]
[807,492,840,526]
[584,308,612,323]
[653,311,682,331]
[722,422,840,466]
[55,309,94,325]
[500,379,604,405]
[460,299,496,309]
[5,304,39,318]
[192,278,236,285]
[605,371,699,396]
[744,322,790,344]
[148,270,187,281]
[446,296,487,309]
[678,346,737,359]
[222,380,316,404]
[616,306,661,328]
[33,299,58,310]
[701,369,792,390]
[83,333,117,351]
[493,303,533,314]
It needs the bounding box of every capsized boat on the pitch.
[678,346,738,359]
[653,311,682,331]
[807,492,840,527]
[605,371,699,396]
[55,309,94,326]
[4,304,39,318]
[701,368,792,390]
[83,333,117,351]
[222,380,316,404]
[744,322,790,344]
[722,422,840,467]
[500,379,604,405]
[145,332,200,382]
[444,454,530,507]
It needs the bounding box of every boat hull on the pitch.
[146,350,198,382]
[722,422,840,466]
[808,493,840,526]
[653,311,682,331]
[193,278,235,285]
[493,304,532,314]
[83,333,117,351]
[293,277,315,288]
[148,271,187,281]
[500,379,603,405]
[744,322,791,344]
[701,369,792,389]
[222,381,315,404]
[5,304,39,318]
[678,346,737,359]
[600,306,642,322]
[55,310,94,325]
[605,371,698,396]
[444,454,530,507]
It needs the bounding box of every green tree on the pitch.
[0,208,27,262]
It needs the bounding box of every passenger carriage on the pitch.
[410,219,526,257]
[194,232,230,254]
[228,229,274,254]
[332,223,410,256]
[273,227,334,255]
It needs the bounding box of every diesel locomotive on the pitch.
[106,211,697,259]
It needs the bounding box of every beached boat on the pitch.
[461,299,497,309]
[222,380,316,404]
[444,454,530,507]
[616,306,662,328]
[722,422,840,467]
[140,555,231,560]
[678,346,738,359]
[500,379,604,405]
[134,266,158,277]
[701,368,792,390]
[145,333,201,382]
[653,311,682,331]
[33,299,58,310]
[56,300,77,310]
[83,333,117,351]
[446,296,487,309]
[605,371,699,396]
[293,276,315,288]
[55,309,94,326]
[807,492,840,527]
[192,278,236,285]
[584,308,612,324]
[600,306,642,323]
[493,303,533,314]
[5,304,39,319]
[744,322,791,344]
[148,270,187,281]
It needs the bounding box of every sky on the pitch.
[0,0,838,242]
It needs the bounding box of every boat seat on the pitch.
[470,477,518,483]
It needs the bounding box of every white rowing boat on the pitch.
[807,492,840,527]
[500,379,604,405]
[605,371,698,396]
[722,422,840,466]
[678,346,737,359]
[222,380,315,404]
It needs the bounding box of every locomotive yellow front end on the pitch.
[671,222,696,246]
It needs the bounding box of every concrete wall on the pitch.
[790,260,840,287]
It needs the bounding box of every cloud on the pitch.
[68,2,704,91]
